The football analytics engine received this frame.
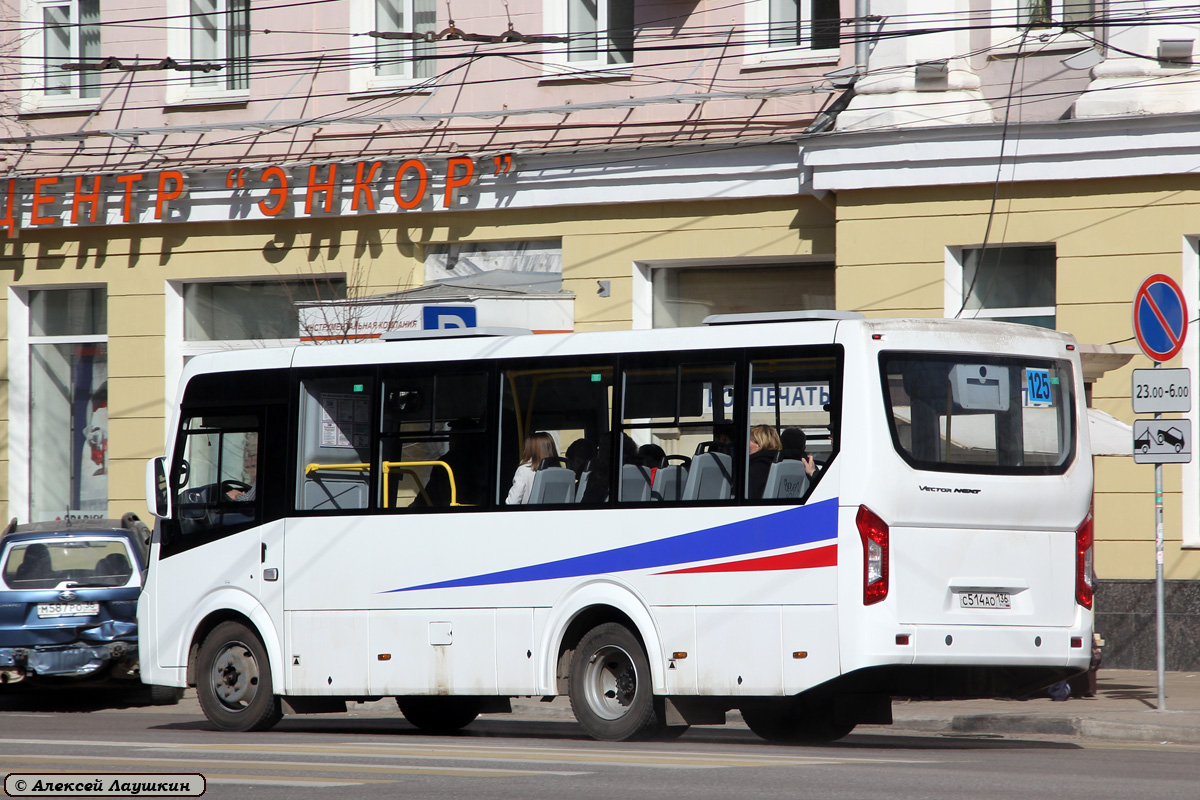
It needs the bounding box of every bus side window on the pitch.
[296,377,373,512]
[620,357,738,505]
[746,352,841,503]
[172,414,261,538]
[500,362,614,507]
[379,369,489,511]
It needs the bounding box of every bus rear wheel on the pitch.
[741,695,856,744]
[569,623,663,741]
[396,697,481,733]
[196,621,282,732]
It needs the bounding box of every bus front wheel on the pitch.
[196,621,283,732]
[568,623,663,741]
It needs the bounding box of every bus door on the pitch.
[162,406,286,668]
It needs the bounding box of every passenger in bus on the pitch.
[581,432,640,504]
[506,432,559,505]
[747,425,784,500]
[781,427,819,477]
[711,423,736,456]
[226,439,258,502]
[565,438,596,478]
[638,443,667,484]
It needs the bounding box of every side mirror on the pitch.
[146,457,171,519]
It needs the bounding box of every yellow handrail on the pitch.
[305,460,466,508]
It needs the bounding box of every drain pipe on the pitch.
[855,0,870,75]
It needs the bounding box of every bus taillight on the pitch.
[1075,512,1094,609]
[857,505,889,605]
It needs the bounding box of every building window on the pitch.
[568,0,633,65]
[957,245,1056,329]
[373,0,436,81]
[188,0,249,90]
[651,264,835,328]
[1021,0,1095,30]
[36,0,100,100]
[28,288,108,522]
[183,279,347,342]
[544,0,634,73]
[746,0,840,63]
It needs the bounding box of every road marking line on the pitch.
[0,754,586,778]
[0,737,934,768]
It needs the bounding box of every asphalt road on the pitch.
[1,690,1198,800]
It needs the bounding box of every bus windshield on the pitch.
[881,352,1075,475]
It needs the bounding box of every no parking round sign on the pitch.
[1133,273,1188,363]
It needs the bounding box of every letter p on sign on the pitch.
[423,305,477,330]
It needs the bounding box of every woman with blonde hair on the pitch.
[747,424,783,500]
[748,424,815,499]
[506,431,558,505]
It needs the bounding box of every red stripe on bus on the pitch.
[655,544,837,575]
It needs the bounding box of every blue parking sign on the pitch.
[423,305,477,330]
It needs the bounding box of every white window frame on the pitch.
[164,277,346,418]
[633,256,836,330]
[989,0,1100,57]
[164,0,250,105]
[7,285,108,523]
[348,0,437,94]
[20,0,101,113]
[542,0,634,78]
[743,0,841,69]
[944,245,1057,325]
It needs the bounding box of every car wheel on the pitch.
[396,697,481,733]
[196,621,282,732]
[568,623,662,741]
[741,695,856,744]
[147,685,183,706]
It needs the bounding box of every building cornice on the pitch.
[801,112,1200,191]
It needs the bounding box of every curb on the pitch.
[887,714,1200,744]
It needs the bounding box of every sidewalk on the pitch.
[499,669,1200,744]
[877,669,1200,744]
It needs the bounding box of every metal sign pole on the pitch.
[1154,358,1166,712]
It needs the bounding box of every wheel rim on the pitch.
[582,644,638,721]
[209,640,260,712]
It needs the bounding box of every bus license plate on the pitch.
[959,592,1010,609]
[36,602,100,618]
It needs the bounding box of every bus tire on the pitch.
[146,685,183,706]
[196,621,283,732]
[396,697,480,733]
[569,623,662,741]
[741,695,856,744]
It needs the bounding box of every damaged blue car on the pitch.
[0,514,178,703]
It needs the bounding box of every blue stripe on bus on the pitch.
[384,497,839,593]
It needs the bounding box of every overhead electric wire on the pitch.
[2,5,1199,168]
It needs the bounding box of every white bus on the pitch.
[139,312,1094,742]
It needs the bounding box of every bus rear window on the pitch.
[881,353,1075,475]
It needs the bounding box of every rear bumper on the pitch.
[907,625,1093,669]
[0,641,138,681]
